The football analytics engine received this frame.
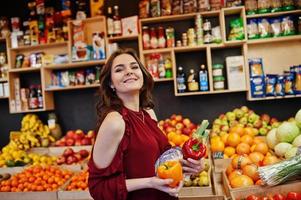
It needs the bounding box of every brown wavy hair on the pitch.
[96,48,154,130]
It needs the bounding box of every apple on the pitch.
[253,119,263,129]
[175,122,184,130]
[241,106,249,113]
[66,138,75,146]
[247,123,254,128]
[220,120,229,126]
[221,125,230,132]
[57,156,66,165]
[262,121,268,128]
[170,120,177,126]
[66,155,76,165]
[248,113,259,123]
[166,126,175,133]
[226,112,236,121]
[163,122,170,130]
[182,127,191,136]
[170,114,177,120]
[259,127,268,136]
[260,114,270,124]
[271,122,280,128]
[234,109,244,119]
[81,138,92,146]
[74,132,84,140]
[212,126,221,134]
[66,130,76,139]
[74,153,82,161]
[87,130,96,138]
[229,120,239,127]
[183,118,191,126]
[239,117,248,125]
[63,148,74,157]
[158,120,164,126]
[79,149,89,158]
[219,114,226,121]
[75,139,82,146]
[175,115,183,122]
[270,117,278,125]
[214,119,222,125]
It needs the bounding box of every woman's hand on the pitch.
[181,158,204,176]
[149,177,183,197]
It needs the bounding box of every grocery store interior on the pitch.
[0,0,300,199]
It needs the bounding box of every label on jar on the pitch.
[213,69,223,76]
[214,81,225,90]
[143,33,150,49]
[177,77,186,93]
[188,82,199,91]
[113,20,122,35]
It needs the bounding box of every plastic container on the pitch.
[212,64,224,77]
[213,76,225,90]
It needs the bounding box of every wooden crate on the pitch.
[58,190,92,200]
[230,181,301,200]
[179,195,226,200]
[0,166,25,174]
[212,158,231,173]
[0,191,57,200]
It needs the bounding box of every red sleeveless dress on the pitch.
[88,107,176,200]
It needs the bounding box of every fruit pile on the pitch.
[57,148,90,165]
[243,192,301,200]
[0,165,72,192]
[184,159,210,187]
[54,130,95,147]
[66,170,88,191]
[158,114,197,147]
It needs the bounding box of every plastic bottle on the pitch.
[176,66,186,93]
[199,65,209,91]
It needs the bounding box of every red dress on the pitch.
[88,107,176,200]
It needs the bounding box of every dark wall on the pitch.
[0,0,300,148]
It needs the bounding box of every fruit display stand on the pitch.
[179,195,226,200]
[230,181,301,200]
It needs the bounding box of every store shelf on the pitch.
[153,77,173,82]
[10,41,68,51]
[142,48,173,54]
[43,60,106,70]
[247,35,301,44]
[223,6,245,15]
[108,35,138,42]
[45,84,100,91]
[0,78,8,82]
[248,94,301,101]
[175,89,246,96]
[10,108,50,114]
[246,9,301,18]
[0,37,6,42]
[224,40,246,46]
[0,96,8,99]
[9,67,41,73]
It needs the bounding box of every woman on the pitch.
[88,48,203,200]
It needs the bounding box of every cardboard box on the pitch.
[226,56,246,91]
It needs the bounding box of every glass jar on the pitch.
[257,0,271,13]
[212,64,224,77]
[245,0,257,15]
[150,27,158,49]
[157,27,166,48]
[213,76,225,90]
[142,26,150,50]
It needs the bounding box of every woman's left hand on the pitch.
[181,158,204,175]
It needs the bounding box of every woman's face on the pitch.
[110,53,144,94]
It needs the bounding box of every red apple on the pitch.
[79,149,89,158]
[175,115,183,122]
[57,155,66,165]
[163,122,170,130]
[63,148,74,157]
[170,114,177,120]
[175,122,184,130]
[253,119,263,129]
[170,120,177,126]
[87,130,96,139]
[66,138,75,146]
[260,114,270,124]
[81,138,92,146]
[165,126,175,133]
[158,120,164,126]
[75,139,82,146]
[183,118,191,126]
[74,153,82,161]
[66,130,75,139]
[182,127,191,136]
[66,155,76,165]
[270,117,278,125]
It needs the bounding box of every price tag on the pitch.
[213,151,224,159]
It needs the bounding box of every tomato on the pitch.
[273,194,286,200]
[287,192,301,200]
[246,195,260,200]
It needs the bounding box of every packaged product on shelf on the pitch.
[197,0,210,11]
[176,66,187,93]
[299,16,301,34]
[258,18,271,38]
[244,5,256,16]
[23,21,31,46]
[85,69,96,84]
[212,26,222,43]
[0,17,10,38]
[11,17,21,32]
[29,85,39,110]
[247,18,259,39]
[249,58,264,77]
[158,57,166,78]
[204,31,212,44]
[265,74,277,96]
[92,32,106,60]
[53,54,69,64]
[187,69,199,91]
[37,85,43,108]
[250,76,265,98]
[161,0,172,16]
[281,16,295,36]
[3,82,8,97]
[187,28,196,46]
[166,27,175,47]
[165,58,173,78]
[182,33,188,46]
[61,71,70,87]
[150,0,161,17]
[296,0,301,8]
[76,70,85,85]
[212,64,223,77]
[150,27,158,49]
[157,26,166,48]
[271,0,282,12]
[139,0,150,18]
[10,31,23,48]
[142,26,150,49]
[228,18,245,41]
[42,54,54,65]
[199,64,209,91]
[106,7,114,37]
[172,0,183,15]
[270,18,282,37]
[146,54,159,78]
[121,16,138,36]
[276,75,285,96]
[213,76,225,90]
[69,71,76,86]
[282,0,295,11]
[257,0,271,14]
[284,71,294,95]
[210,0,223,10]
[22,56,30,68]
[225,0,242,7]
[51,72,59,87]
[183,0,198,14]
[29,53,38,68]
[90,0,104,17]
[293,65,301,94]
[29,20,39,45]
[226,56,246,90]
[113,6,122,36]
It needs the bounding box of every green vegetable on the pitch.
[277,122,300,143]
[295,109,301,129]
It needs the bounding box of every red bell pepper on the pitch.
[182,120,209,160]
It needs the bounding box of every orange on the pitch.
[181,134,190,143]
[242,164,260,182]
[252,142,269,155]
[230,175,254,188]
[248,152,264,165]
[228,170,243,181]
[230,126,245,136]
[244,127,255,136]
[262,155,280,166]
[224,146,236,157]
[240,135,253,146]
[236,143,250,155]
[253,137,266,145]
[252,128,259,136]
[226,164,234,176]
[211,135,221,143]
[255,179,263,185]
[172,134,183,146]
[227,133,241,147]
[167,131,176,142]
[232,155,252,169]
[221,133,229,144]
[211,140,225,152]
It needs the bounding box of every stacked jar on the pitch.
[212,64,225,90]
[195,14,203,45]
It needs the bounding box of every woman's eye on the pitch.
[132,65,139,69]
[115,68,122,72]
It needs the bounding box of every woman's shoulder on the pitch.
[143,108,158,121]
[101,111,125,134]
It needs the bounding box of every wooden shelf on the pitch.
[140,11,221,24]
[0,37,6,42]
[223,6,245,15]
[10,42,68,51]
[246,9,301,18]
[0,78,8,82]
[175,89,246,96]
[108,35,138,42]
[0,96,8,99]
[45,84,100,91]
[9,67,41,73]
[248,94,301,101]
[10,108,51,114]
[154,77,173,82]
[142,48,173,54]
[43,60,106,70]
[224,40,246,46]
[247,35,301,44]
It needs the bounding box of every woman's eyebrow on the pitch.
[113,64,125,69]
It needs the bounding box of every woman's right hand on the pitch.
[149,177,183,197]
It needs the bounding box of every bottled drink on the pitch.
[37,85,43,108]
[29,85,38,109]
[107,7,114,37]
[199,64,209,91]
[187,69,199,91]
[176,66,186,93]
[158,56,166,78]
[113,5,122,36]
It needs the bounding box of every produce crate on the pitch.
[0,166,25,174]
[0,191,58,200]
[179,195,226,200]
[212,158,231,173]
[27,147,50,154]
[58,190,92,200]
[48,145,92,156]
[230,181,301,200]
